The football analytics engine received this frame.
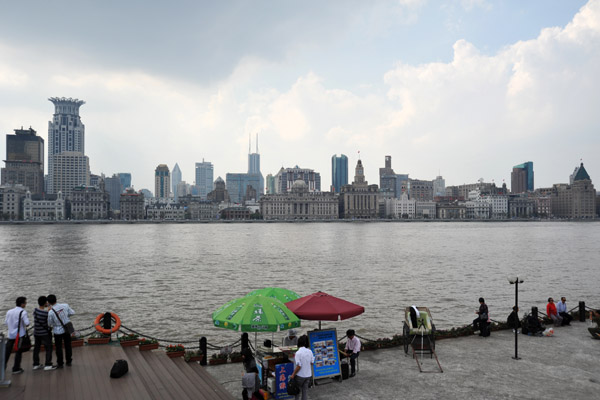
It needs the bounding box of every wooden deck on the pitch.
[1,344,235,400]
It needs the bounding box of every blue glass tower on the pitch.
[512,161,534,191]
[331,154,348,193]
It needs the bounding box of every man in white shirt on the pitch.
[47,294,75,368]
[290,335,314,400]
[343,329,361,377]
[4,296,29,374]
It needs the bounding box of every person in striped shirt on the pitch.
[32,296,56,371]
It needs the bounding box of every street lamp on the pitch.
[508,277,524,360]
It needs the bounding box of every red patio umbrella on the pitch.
[285,291,365,329]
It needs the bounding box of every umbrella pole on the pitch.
[319,321,321,330]
[255,332,257,349]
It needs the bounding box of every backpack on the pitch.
[110,359,129,378]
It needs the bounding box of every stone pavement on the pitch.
[207,321,599,400]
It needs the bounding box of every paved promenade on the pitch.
[207,321,599,400]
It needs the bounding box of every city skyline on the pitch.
[0,1,598,191]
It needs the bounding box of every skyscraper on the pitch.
[104,174,123,210]
[195,160,214,199]
[155,164,170,199]
[331,154,348,193]
[172,163,182,201]
[225,136,264,203]
[118,173,132,190]
[511,162,534,193]
[52,151,90,197]
[248,134,264,195]
[47,97,86,193]
[379,155,396,196]
[1,127,44,194]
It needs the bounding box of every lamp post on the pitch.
[508,277,524,360]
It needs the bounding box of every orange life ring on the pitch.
[94,312,121,334]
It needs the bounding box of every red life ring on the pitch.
[94,312,121,334]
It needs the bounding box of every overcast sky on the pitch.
[1,0,598,192]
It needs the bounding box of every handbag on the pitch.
[287,377,300,396]
[110,359,129,378]
[52,307,75,335]
[15,310,32,352]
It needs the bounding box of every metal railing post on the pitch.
[579,301,586,322]
[0,333,11,388]
[199,337,207,366]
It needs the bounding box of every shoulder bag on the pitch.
[287,377,300,396]
[15,310,32,352]
[52,307,75,335]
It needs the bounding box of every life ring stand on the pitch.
[94,312,121,335]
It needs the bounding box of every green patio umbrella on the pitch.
[212,294,301,333]
[245,287,301,304]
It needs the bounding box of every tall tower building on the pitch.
[511,161,534,193]
[331,154,348,193]
[1,127,45,194]
[47,97,86,193]
[248,134,264,195]
[155,164,170,200]
[195,160,214,199]
[172,163,182,201]
[379,155,396,196]
[118,173,132,190]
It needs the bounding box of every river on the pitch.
[1,221,598,346]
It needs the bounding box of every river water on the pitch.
[1,222,598,346]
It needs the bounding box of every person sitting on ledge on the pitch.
[588,310,600,339]
[556,297,572,326]
[546,297,563,327]
[473,297,490,337]
[524,314,544,336]
[507,306,521,333]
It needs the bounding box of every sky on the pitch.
[1,0,598,193]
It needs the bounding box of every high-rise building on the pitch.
[118,173,132,190]
[248,135,264,195]
[266,174,275,194]
[104,174,123,210]
[433,176,446,197]
[552,162,596,218]
[225,137,264,203]
[172,163,182,201]
[155,164,170,199]
[52,151,90,197]
[274,166,321,193]
[379,155,396,195]
[195,160,214,199]
[331,154,348,193]
[47,97,86,193]
[511,161,534,193]
[2,127,45,195]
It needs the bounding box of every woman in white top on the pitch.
[290,335,314,400]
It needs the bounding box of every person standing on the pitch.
[32,296,56,371]
[283,329,298,347]
[556,297,572,326]
[507,306,521,332]
[343,329,361,377]
[4,296,29,374]
[473,297,490,337]
[546,297,563,327]
[47,294,75,368]
[290,335,314,400]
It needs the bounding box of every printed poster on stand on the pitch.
[308,329,341,380]
[274,362,294,399]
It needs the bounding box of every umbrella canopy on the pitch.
[285,291,365,321]
[246,287,301,303]
[212,294,301,332]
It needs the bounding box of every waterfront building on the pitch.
[104,174,122,210]
[534,196,552,217]
[465,190,491,219]
[436,202,467,219]
[146,203,185,220]
[445,186,461,199]
[266,174,275,194]
[379,155,397,197]
[0,184,27,220]
[195,160,214,199]
[70,185,109,220]
[90,174,101,187]
[384,193,415,219]
[551,162,596,218]
[2,127,45,195]
[47,97,85,194]
[120,189,145,220]
[219,206,251,220]
[118,173,132,190]
[207,177,230,203]
[178,196,220,220]
[511,161,534,193]
[172,163,182,201]
[52,151,90,197]
[433,176,445,197]
[155,164,170,200]
[409,179,434,201]
[508,195,535,218]
[332,154,348,193]
[260,179,339,220]
[416,200,437,219]
[340,159,379,219]
[23,190,65,221]
[457,180,496,199]
[483,194,508,219]
[274,166,321,193]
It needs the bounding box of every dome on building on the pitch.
[292,179,309,193]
